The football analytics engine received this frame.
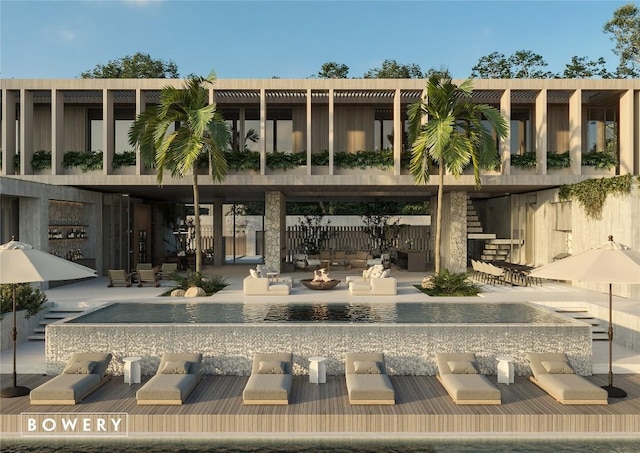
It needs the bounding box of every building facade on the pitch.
[1,78,639,295]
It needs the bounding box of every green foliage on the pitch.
[316,62,349,79]
[547,151,571,169]
[334,150,394,169]
[266,151,307,170]
[286,201,429,216]
[511,151,537,168]
[1,283,48,318]
[311,150,329,165]
[81,52,179,79]
[224,151,260,171]
[559,175,633,219]
[361,209,401,256]
[581,151,617,169]
[363,59,423,78]
[112,151,137,169]
[416,270,482,297]
[563,56,613,79]
[171,272,227,296]
[31,150,52,171]
[471,50,556,78]
[603,3,640,78]
[295,215,334,255]
[62,150,103,172]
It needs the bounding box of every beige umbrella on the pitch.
[0,239,97,398]
[529,235,640,398]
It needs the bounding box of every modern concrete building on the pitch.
[1,78,638,296]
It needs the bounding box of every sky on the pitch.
[0,0,633,80]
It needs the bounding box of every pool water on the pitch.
[3,438,638,452]
[67,302,571,324]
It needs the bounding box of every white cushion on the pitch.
[249,269,258,278]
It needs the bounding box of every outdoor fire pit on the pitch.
[300,278,341,290]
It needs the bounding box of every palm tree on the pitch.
[407,74,508,274]
[129,72,230,273]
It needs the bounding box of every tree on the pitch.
[603,3,640,78]
[471,50,556,78]
[316,62,349,79]
[562,56,613,79]
[81,52,179,78]
[364,59,423,78]
[129,73,230,272]
[407,75,508,274]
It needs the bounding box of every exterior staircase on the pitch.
[467,197,523,261]
[28,307,85,342]
[551,307,609,342]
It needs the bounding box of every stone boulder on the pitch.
[170,289,186,297]
[184,286,206,298]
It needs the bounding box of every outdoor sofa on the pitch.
[136,352,203,405]
[30,352,112,405]
[243,352,293,405]
[344,352,395,405]
[347,265,397,296]
[243,272,291,295]
[436,352,502,405]
[526,352,608,405]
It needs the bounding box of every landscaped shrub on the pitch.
[1,283,48,318]
[415,269,481,296]
[112,151,137,169]
[171,271,227,296]
[62,150,103,172]
[581,151,616,169]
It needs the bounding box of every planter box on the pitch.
[581,166,616,176]
[547,167,572,176]
[509,167,537,175]
[267,166,307,175]
[112,166,137,175]
[334,167,391,175]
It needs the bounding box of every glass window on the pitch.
[510,109,531,155]
[587,108,616,153]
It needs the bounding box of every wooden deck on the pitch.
[2,373,640,437]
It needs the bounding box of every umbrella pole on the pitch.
[601,283,626,398]
[0,284,31,398]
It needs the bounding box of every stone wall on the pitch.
[47,318,592,377]
[264,191,285,273]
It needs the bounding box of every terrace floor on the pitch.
[2,264,640,438]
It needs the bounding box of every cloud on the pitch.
[58,29,77,42]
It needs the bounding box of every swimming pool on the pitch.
[47,301,591,377]
[66,302,572,324]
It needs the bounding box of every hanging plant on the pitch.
[547,151,570,169]
[266,151,306,170]
[511,151,537,168]
[62,150,103,172]
[30,150,52,171]
[559,174,633,220]
[581,151,617,170]
[112,151,137,169]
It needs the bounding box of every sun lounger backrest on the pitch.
[251,352,293,375]
[67,352,112,377]
[525,352,570,379]
[436,352,477,375]
[345,352,386,375]
[157,353,203,376]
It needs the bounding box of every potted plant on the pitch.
[31,150,52,173]
[62,150,103,173]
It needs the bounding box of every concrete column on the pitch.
[20,196,48,252]
[439,191,467,273]
[135,89,146,175]
[306,88,312,175]
[500,89,511,175]
[569,89,582,175]
[264,191,285,272]
[535,89,547,175]
[393,88,401,175]
[213,198,224,266]
[1,89,17,175]
[52,89,65,175]
[260,88,266,175]
[103,89,114,175]
[328,89,334,175]
[619,89,635,175]
[20,89,34,175]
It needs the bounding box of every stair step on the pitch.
[554,308,590,313]
[33,327,46,334]
[28,334,45,341]
[468,227,484,233]
[592,333,609,341]
[467,215,479,221]
[49,307,84,313]
[488,239,525,245]
[469,233,496,240]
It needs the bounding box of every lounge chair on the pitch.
[436,353,501,405]
[30,352,112,405]
[526,352,608,405]
[137,268,160,287]
[243,352,293,405]
[136,353,203,405]
[107,269,132,287]
[159,262,178,279]
[345,352,395,405]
